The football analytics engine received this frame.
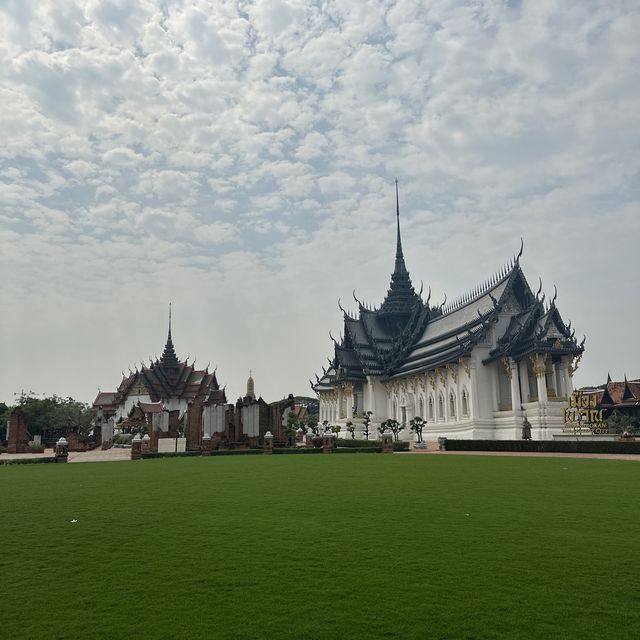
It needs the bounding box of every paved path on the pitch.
[68,447,130,463]
[1,447,131,463]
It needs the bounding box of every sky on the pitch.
[0,0,639,406]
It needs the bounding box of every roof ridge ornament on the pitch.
[516,237,524,263]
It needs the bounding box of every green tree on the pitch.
[409,416,426,443]
[607,410,636,436]
[362,411,372,440]
[14,392,95,438]
[345,420,355,439]
[0,401,9,440]
[285,411,299,446]
[379,418,402,441]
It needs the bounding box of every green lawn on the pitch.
[1,455,638,639]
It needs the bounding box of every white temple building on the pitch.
[312,185,584,441]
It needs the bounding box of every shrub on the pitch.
[442,440,640,455]
[0,456,56,466]
[335,439,380,448]
[141,451,203,460]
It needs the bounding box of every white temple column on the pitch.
[553,363,563,398]
[550,363,559,398]
[491,364,499,412]
[367,377,375,416]
[532,355,548,404]
[443,376,450,422]
[519,360,530,403]
[469,362,479,420]
[345,386,353,420]
[509,359,521,413]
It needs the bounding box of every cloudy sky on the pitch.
[1,0,638,406]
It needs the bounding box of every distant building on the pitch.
[580,376,640,425]
[312,184,584,440]
[93,318,295,449]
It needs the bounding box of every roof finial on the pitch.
[394,178,405,271]
[168,301,172,338]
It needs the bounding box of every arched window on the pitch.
[438,393,444,421]
[449,392,457,420]
[428,395,434,421]
[462,388,470,417]
[419,396,425,419]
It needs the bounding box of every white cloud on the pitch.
[0,0,638,404]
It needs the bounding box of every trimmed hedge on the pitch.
[141,450,207,460]
[141,449,264,460]
[442,439,640,455]
[336,439,380,448]
[272,448,323,455]
[335,439,409,452]
[334,447,382,454]
[0,456,57,466]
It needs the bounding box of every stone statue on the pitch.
[522,416,532,440]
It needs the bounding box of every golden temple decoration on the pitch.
[530,353,547,378]
[501,357,512,380]
[446,363,457,384]
[458,357,471,377]
[568,353,582,378]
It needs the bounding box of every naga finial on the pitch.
[535,277,543,298]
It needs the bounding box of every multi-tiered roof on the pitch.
[312,189,583,392]
[94,310,226,411]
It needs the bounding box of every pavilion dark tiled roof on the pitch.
[93,318,226,409]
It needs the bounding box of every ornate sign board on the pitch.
[563,392,607,435]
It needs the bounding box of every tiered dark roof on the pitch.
[313,194,584,391]
[94,315,226,409]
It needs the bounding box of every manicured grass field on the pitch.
[1,454,639,639]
